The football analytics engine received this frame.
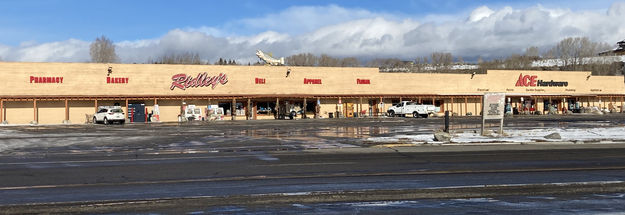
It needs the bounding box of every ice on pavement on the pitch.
[367,127,625,144]
[0,129,150,152]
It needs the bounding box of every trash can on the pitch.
[329,113,334,118]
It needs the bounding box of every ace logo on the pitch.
[515,74,537,87]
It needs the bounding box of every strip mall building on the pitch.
[0,62,624,124]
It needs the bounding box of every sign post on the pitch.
[481,93,506,135]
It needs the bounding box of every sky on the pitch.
[0,0,624,64]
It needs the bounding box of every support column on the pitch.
[621,97,624,113]
[479,96,483,116]
[474,97,478,116]
[359,97,363,118]
[231,98,236,121]
[315,98,320,119]
[94,99,98,113]
[276,98,280,119]
[33,99,38,124]
[379,96,383,117]
[464,97,468,116]
[253,101,257,120]
[154,98,158,105]
[0,99,3,123]
[247,98,251,120]
[303,98,307,119]
[336,97,340,118]
[451,97,454,115]
[64,99,69,123]
[125,98,129,118]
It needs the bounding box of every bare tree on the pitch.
[548,37,611,68]
[89,36,119,63]
[503,54,532,69]
[414,57,427,72]
[524,46,540,58]
[340,57,360,67]
[477,56,484,64]
[149,52,204,65]
[366,58,405,69]
[430,52,453,66]
[456,56,464,64]
[318,54,340,67]
[286,53,318,66]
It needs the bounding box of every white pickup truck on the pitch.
[387,101,436,118]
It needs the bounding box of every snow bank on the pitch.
[367,127,625,144]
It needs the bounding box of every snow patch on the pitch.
[366,127,625,144]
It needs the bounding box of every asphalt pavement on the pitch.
[1,114,625,214]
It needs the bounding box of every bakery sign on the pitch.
[170,72,228,90]
[515,73,568,87]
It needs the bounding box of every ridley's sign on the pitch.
[170,73,228,90]
[515,73,568,87]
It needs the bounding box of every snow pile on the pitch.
[367,127,625,144]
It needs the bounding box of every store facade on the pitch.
[0,62,624,124]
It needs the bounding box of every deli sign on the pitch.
[515,73,568,87]
[170,72,228,90]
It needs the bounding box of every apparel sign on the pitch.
[170,73,228,90]
[515,73,568,87]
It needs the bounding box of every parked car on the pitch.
[93,106,126,124]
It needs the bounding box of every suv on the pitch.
[93,106,126,124]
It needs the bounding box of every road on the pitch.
[1,115,625,213]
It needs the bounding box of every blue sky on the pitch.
[0,0,623,63]
[0,0,616,45]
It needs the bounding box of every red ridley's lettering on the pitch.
[170,72,228,90]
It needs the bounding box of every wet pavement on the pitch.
[199,193,625,214]
[2,115,625,213]
[2,114,625,156]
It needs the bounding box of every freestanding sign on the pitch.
[481,93,505,135]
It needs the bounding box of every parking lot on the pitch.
[2,114,625,156]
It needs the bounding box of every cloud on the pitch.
[233,4,399,35]
[0,39,89,62]
[468,6,495,22]
[2,3,625,63]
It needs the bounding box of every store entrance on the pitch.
[543,99,561,114]
[567,98,581,113]
[128,103,146,123]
